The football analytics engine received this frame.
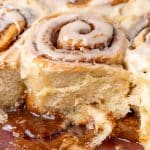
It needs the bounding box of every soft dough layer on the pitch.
[22,58,131,119]
[0,64,25,109]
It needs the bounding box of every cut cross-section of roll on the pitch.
[21,14,131,147]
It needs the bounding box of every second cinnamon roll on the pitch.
[125,27,150,150]
[0,1,51,114]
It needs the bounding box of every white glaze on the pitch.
[125,28,150,74]
[58,19,113,50]
[0,7,24,32]
[23,14,127,64]
[2,0,47,26]
[120,0,150,39]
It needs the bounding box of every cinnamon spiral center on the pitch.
[57,20,113,50]
[28,14,127,64]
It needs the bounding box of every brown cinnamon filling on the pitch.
[111,0,129,6]
[67,0,91,8]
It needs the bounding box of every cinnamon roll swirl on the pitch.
[21,13,131,138]
[22,14,126,64]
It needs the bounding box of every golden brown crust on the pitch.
[0,21,25,51]
[0,5,27,52]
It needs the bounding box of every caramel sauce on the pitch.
[0,108,144,150]
[112,115,140,142]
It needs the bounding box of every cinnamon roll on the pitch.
[0,1,48,111]
[0,4,27,110]
[125,27,150,150]
[21,14,131,147]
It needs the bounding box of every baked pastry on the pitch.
[0,0,51,110]
[125,27,150,149]
[0,4,27,110]
[20,13,132,147]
